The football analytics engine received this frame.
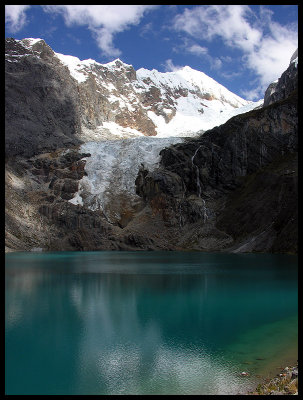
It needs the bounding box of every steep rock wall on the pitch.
[5,38,82,159]
[5,38,298,253]
[264,52,298,106]
[135,59,298,253]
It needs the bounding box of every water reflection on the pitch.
[5,251,297,395]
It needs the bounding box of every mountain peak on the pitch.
[18,37,45,48]
[6,37,260,140]
[180,65,194,72]
[104,58,134,70]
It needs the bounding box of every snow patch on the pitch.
[54,53,135,84]
[291,57,298,68]
[147,98,263,138]
[69,190,83,206]
[18,38,44,48]
[176,66,247,108]
[80,121,145,142]
[54,53,93,83]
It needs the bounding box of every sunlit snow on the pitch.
[13,38,266,218]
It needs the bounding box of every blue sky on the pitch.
[5,5,298,100]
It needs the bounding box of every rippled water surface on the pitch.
[5,251,298,395]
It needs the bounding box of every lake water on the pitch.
[5,251,298,395]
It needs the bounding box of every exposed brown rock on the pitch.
[5,39,298,253]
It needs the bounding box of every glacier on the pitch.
[14,38,264,223]
[69,137,185,223]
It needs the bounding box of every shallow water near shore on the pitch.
[5,251,297,395]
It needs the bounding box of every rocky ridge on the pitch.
[5,37,260,159]
[135,90,298,253]
[5,38,82,159]
[5,38,298,253]
[264,49,298,107]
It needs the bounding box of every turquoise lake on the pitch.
[5,251,298,395]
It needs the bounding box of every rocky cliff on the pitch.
[5,38,298,253]
[5,37,259,158]
[5,38,82,159]
[135,52,298,253]
[264,49,298,107]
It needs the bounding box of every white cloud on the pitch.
[212,57,222,70]
[163,59,184,72]
[221,70,242,80]
[173,5,298,99]
[5,5,31,32]
[240,87,263,101]
[91,27,121,58]
[42,5,158,57]
[188,44,208,56]
[220,55,232,63]
[139,22,153,38]
[174,5,261,52]
[187,43,222,71]
[245,37,296,88]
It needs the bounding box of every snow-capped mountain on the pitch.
[55,47,262,139]
[12,38,261,142]
[5,36,263,228]
[5,37,297,253]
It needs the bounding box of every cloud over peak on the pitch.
[173,5,298,99]
[5,5,31,33]
[6,5,158,58]
[42,5,158,57]
[5,5,297,100]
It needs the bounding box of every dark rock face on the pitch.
[158,91,297,197]
[5,149,159,252]
[138,94,297,198]
[5,38,82,159]
[5,39,298,253]
[216,152,298,253]
[135,59,298,253]
[264,49,298,106]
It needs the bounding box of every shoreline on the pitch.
[247,363,298,395]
